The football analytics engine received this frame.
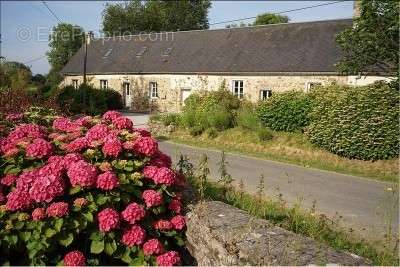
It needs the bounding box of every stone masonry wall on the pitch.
[186,201,370,266]
[61,73,387,113]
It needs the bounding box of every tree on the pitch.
[32,74,46,85]
[1,61,32,90]
[336,0,399,77]
[47,23,85,74]
[102,0,211,36]
[253,13,289,26]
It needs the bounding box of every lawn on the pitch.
[156,126,399,182]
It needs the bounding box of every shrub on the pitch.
[257,91,313,132]
[306,82,399,160]
[160,113,181,127]
[236,103,261,131]
[205,127,218,139]
[0,111,186,265]
[189,125,204,136]
[56,84,123,115]
[256,127,273,141]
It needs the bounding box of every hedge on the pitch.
[306,82,399,160]
[257,91,313,132]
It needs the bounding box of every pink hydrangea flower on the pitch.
[63,250,86,266]
[16,169,40,192]
[168,198,182,214]
[10,124,45,140]
[75,116,92,127]
[156,251,181,267]
[153,219,173,231]
[32,207,46,221]
[29,173,65,203]
[170,215,186,230]
[96,171,119,190]
[38,162,64,177]
[0,189,5,203]
[6,113,24,121]
[143,238,164,256]
[121,202,145,224]
[102,137,122,157]
[151,167,176,186]
[63,153,83,168]
[121,225,146,247]
[73,197,88,207]
[4,148,19,157]
[6,190,32,211]
[53,117,72,132]
[64,137,88,153]
[142,189,163,208]
[143,166,159,179]
[1,174,18,186]
[48,155,64,165]
[103,111,122,122]
[150,150,172,168]
[97,208,120,232]
[86,124,110,143]
[67,160,97,187]
[46,202,69,217]
[112,116,133,130]
[122,141,135,150]
[133,136,158,156]
[26,138,53,159]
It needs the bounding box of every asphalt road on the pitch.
[158,141,399,240]
[123,113,399,240]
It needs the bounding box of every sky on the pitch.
[0,1,354,74]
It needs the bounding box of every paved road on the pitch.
[159,141,399,240]
[123,113,399,240]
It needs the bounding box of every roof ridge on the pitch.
[93,17,353,40]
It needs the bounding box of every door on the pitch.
[181,88,191,106]
[123,82,131,108]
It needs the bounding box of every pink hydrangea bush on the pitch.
[0,111,187,266]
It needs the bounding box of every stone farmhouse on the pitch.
[60,18,390,112]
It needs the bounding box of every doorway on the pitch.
[123,82,131,108]
[181,88,191,106]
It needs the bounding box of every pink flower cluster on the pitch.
[102,110,121,122]
[121,202,146,224]
[67,160,97,187]
[46,202,69,217]
[142,189,163,208]
[53,117,81,132]
[29,173,65,203]
[121,225,146,247]
[26,138,53,159]
[63,250,86,266]
[143,166,176,185]
[6,113,24,121]
[96,171,119,190]
[98,208,120,232]
[143,238,164,256]
[156,251,181,267]
[112,116,133,130]
[102,137,122,157]
[132,136,158,156]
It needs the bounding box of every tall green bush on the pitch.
[56,84,122,115]
[306,82,399,160]
[257,91,313,132]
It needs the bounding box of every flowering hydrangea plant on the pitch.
[0,111,187,266]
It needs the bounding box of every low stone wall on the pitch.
[186,201,369,266]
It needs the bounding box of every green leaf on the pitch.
[89,231,104,241]
[14,221,24,230]
[104,240,117,256]
[96,195,109,205]
[54,218,64,232]
[121,249,132,264]
[163,230,177,237]
[59,233,74,247]
[45,228,57,238]
[69,186,81,195]
[83,212,94,222]
[90,240,105,254]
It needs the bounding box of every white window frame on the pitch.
[72,79,79,89]
[260,89,272,101]
[305,81,322,93]
[232,80,244,99]
[149,82,158,99]
[100,80,108,89]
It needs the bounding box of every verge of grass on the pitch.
[162,127,399,182]
[186,175,399,265]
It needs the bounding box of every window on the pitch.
[260,89,272,100]
[72,79,79,89]
[100,80,108,89]
[305,82,322,93]
[149,82,158,99]
[232,80,244,99]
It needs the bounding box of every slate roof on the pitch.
[61,19,353,75]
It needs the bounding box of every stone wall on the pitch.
[61,73,388,113]
[186,201,370,266]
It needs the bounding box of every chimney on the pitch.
[353,0,361,19]
[86,31,94,45]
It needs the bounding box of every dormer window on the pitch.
[102,48,113,59]
[136,46,148,57]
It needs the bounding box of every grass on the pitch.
[160,126,399,182]
[185,174,399,265]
